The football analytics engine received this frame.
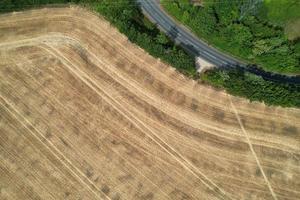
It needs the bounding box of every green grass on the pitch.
[263,0,300,25]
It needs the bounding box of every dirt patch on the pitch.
[285,19,300,40]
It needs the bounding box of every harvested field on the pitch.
[0,6,300,200]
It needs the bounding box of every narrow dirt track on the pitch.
[0,6,299,200]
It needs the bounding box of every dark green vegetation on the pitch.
[91,0,196,76]
[162,0,300,74]
[1,0,299,107]
[0,0,74,11]
[202,69,300,107]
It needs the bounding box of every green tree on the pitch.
[253,37,285,55]
[213,0,240,26]
[156,33,169,45]
[222,24,253,47]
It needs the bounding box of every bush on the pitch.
[202,68,300,107]
[92,0,196,76]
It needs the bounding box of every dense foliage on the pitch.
[0,0,75,11]
[91,0,196,76]
[202,69,300,107]
[162,0,300,74]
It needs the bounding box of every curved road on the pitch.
[137,0,300,84]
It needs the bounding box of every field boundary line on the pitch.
[14,52,172,199]
[1,34,298,154]
[44,44,233,200]
[229,98,278,200]
[0,17,231,198]
[0,32,263,144]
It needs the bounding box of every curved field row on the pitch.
[0,6,299,200]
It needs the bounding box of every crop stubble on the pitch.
[0,6,299,200]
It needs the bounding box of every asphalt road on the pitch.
[137,0,300,84]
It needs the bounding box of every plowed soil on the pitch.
[0,6,299,200]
